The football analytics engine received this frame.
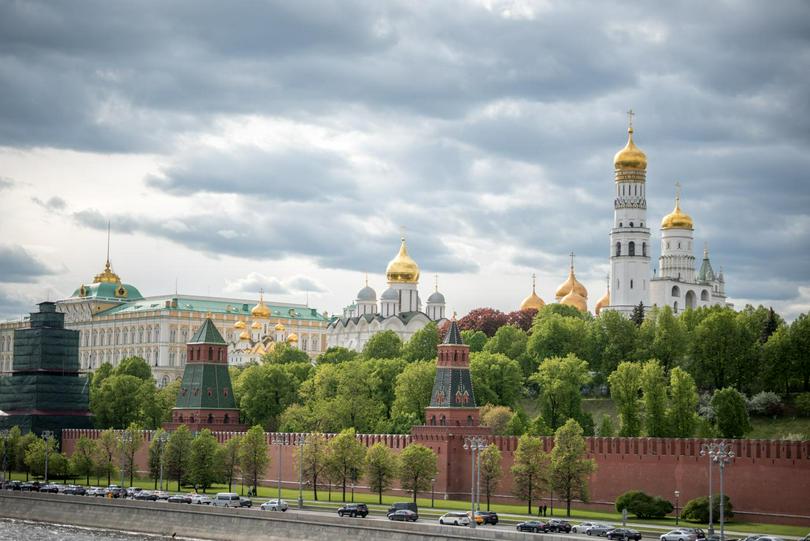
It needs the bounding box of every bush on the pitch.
[615,490,674,519]
[681,495,733,523]
[711,388,751,438]
[598,415,615,437]
[794,393,810,417]
[748,392,783,417]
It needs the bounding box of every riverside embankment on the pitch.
[0,491,558,541]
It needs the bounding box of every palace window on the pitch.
[615,242,621,256]
[629,241,635,256]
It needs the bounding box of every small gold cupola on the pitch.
[385,236,420,284]
[520,273,546,311]
[251,289,271,318]
[613,110,647,172]
[661,184,694,230]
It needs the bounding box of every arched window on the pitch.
[629,221,634,227]
[440,416,446,426]
[630,279,634,289]
[208,346,213,360]
[207,414,214,424]
[224,414,230,424]
[467,415,474,426]
[640,222,643,227]
[629,241,635,256]
[430,416,436,426]
[615,242,621,256]
[701,290,709,301]
[642,242,647,257]
[671,285,680,297]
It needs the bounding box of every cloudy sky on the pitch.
[1,0,809,321]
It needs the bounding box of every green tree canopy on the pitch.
[317,346,359,364]
[216,435,242,493]
[550,419,596,516]
[362,330,403,359]
[240,425,269,496]
[263,342,311,364]
[461,330,488,352]
[484,324,528,361]
[190,429,221,492]
[479,404,514,436]
[711,387,751,438]
[530,354,591,430]
[589,310,638,377]
[667,367,699,438]
[325,428,366,502]
[71,436,98,486]
[528,314,591,372]
[364,442,399,504]
[115,356,152,381]
[97,429,119,486]
[608,361,642,437]
[390,361,435,431]
[470,351,523,407]
[511,434,548,514]
[237,363,298,430]
[165,425,193,491]
[398,443,437,503]
[402,322,440,362]
[480,443,503,511]
[635,306,687,373]
[299,433,329,501]
[640,360,668,437]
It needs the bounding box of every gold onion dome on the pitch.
[251,291,271,318]
[239,330,250,341]
[595,289,610,316]
[613,126,647,171]
[274,322,285,332]
[561,290,588,312]
[661,195,694,230]
[386,236,420,284]
[286,333,298,343]
[251,321,262,330]
[520,274,545,311]
[555,260,588,300]
[233,320,247,329]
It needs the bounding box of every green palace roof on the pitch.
[96,295,327,322]
[70,282,144,301]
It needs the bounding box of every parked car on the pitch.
[126,487,143,498]
[63,485,86,496]
[517,521,550,533]
[549,519,573,533]
[106,485,126,498]
[607,528,642,541]
[239,497,252,508]
[662,530,699,541]
[134,491,158,501]
[2,481,22,491]
[475,511,499,525]
[387,509,418,522]
[586,524,614,536]
[261,499,289,512]
[466,512,484,525]
[574,522,606,534]
[756,537,785,541]
[154,491,171,500]
[439,512,471,526]
[388,502,418,517]
[337,503,367,517]
[680,529,706,539]
[211,492,241,507]
[167,494,192,503]
[39,484,60,493]
[188,494,212,505]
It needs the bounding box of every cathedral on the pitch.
[326,236,448,351]
[517,113,729,317]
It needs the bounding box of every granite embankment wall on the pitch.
[0,491,547,541]
[62,430,810,526]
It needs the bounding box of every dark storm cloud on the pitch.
[2,1,809,309]
[0,245,55,283]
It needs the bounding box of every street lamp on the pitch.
[295,434,306,510]
[699,443,715,536]
[42,430,54,484]
[463,436,486,529]
[0,429,9,485]
[703,442,734,541]
[674,490,680,526]
[270,433,286,503]
[157,432,169,492]
[120,431,132,488]
[431,478,436,508]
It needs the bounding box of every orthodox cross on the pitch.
[532,272,537,292]
[569,251,575,271]
[627,109,635,130]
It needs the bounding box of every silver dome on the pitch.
[427,291,445,304]
[356,285,377,302]
[381,287,399,300]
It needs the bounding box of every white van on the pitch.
[212,492,242,508]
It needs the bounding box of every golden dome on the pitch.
[286,333,298,343]
[251,321,262,330]
[614,126,647,171]
[93,260,122,284]
[274,322,285,332]
[233,320,247,329]
[661,194,694,230]
[386,237,420,284]
[520,273,545,311]
[239,330,250,341]
[595,290,610,316]
[555,255,588,300]
[561,290,588,312]
[251,291,271,318]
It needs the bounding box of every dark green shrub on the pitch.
[615,490,674,519]
[794,393,810,417]
[681,495,733,523]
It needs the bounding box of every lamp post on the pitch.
[120,431,131,488]
[157,432,169,492]
[42,430,54,484]
[704,442,734,541]
[295,434,306,510]
[463,436,486,528]
[699,443,715,536]
[270,434,286,503]
[431,478,436,508]
[674,490,680,526]
[0,429,9,485]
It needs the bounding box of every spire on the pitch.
[434,274,439,292]
[106,220,111,268]
[627,108,635,134]
[703,241,709,259]
[365,272,369,287]
[532,272,537,292]
[92,223,122,284]
[569,251,575,273]
[443,316,463,345]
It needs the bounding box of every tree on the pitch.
[326,428,366,502]
[790,314,810,391]
[461,330,488,352]
[362,330,402,359]
[237,363,297,430]
[398,443,437,503]
[364,443,399,504]
[165,425,193,491]
[667,368,699,438]
[681,495,733,522]
[317,346,359,364]
[511,434,548,514]
[640,360,668,437]
[527,314,590,373]
[240,425,269,496]
[2,426,21,479]
[479,443,502,510]
[119,423,144,487]
[470,352,523,407]
[97,429,118,486]
[190,429,220,492]
[24,436,67,479]
[115,356,152,381]
[370,358,407,421]
[630,302,645,326]
[71,436,97,486]
[608,362,642,437]
[484,324,528,361]
[530,354,591,430]
[217,435,242,492]
[479,404,514,435]
[690,309,753,391]
[597,416,615,437]
[15,432,37,480]
[506,308,538,332]
[589,310,638,377]
[92,374,145,428]
[148,429,167,489]
[300,433,329,501]
[711,388,751,438]
[390,361,435,430]
[508,409,530,436]
[458,308,509,337]
[550,419,596,516]
[636,306,687,373]
[615,490,674,519]
[402,322,440,362]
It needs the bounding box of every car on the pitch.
[466,512,484,525]
[239,497,252,508]
[475,511,499,525]
[439,512,471,526]
[740,536,764,541]
[39,484,60,493]
[387,509,418,522]
[607,528,642,541]
[756,537,785,541]
[662,530,699,541]
[167,494,192,503]
[85,487,103,496]
[134,491,158,501]
[586,524,614,536]
[681,529,706,539]
[154,491,171,500]
[21,482,40,492]
[388,502,418,516]
[574,522,605,534]
[126,487,142,497]
[189,494,212,505]
[549,519,573,533]
[106,485,126,498]
[3,481,22,491]
[211,492,242,507]
[262,499,290,512]
[63,485,86,496]
[517,521,550,533]
[337,503,367,517]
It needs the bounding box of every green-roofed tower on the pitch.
[164,317,245,432]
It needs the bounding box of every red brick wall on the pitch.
[61,429,810,525]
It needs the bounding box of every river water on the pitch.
[0,519,204,541]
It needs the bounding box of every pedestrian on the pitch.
[543,505,548,517]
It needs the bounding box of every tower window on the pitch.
[678,242,681,249]
[619,222,623,227]
[642,242,647,257]
[629,241,635,256]
[630,222,634,227]
[630,279,634,289]
[616,242,621,256]
[640,222,643,227]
